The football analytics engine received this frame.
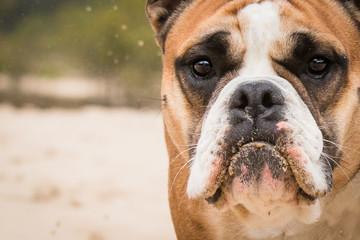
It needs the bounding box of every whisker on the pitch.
[322,138,359,165]
[178,190,190,209]
[170,158,194,193]
[323,138,360,155]
[321,153,353,188]
[321,152,357,200]
[169,146,197,166]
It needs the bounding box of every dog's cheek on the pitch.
[161,76,194,153]
[329,79,359,144]
[329,82,360,188]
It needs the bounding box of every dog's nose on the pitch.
[229,81,284,122]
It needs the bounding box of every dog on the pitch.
[146,0,360,239]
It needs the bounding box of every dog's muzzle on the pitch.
[187,76,332,211]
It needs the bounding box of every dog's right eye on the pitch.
[192,60,212,78]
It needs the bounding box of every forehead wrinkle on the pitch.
[173,19,243,64]
[164,0,231,61]
[164,0,258,68]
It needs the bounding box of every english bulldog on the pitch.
[146,0,360,239]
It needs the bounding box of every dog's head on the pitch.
[147,0,360,237]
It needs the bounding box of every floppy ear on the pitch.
[338,0,360,27]
[347,0,360,10]
[349,0,360,25]
[338,0,360,7]
[146,0,192,49]
[340,0,360,12]
[355,0,360,9]
[146,0,188,33]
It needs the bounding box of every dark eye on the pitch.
[192,60,212,78]
[307,57,328,78]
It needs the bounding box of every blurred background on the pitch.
[0,0,175,239]
[0,0,162,108]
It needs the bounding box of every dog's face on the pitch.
[147,0,360,238]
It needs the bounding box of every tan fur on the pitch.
[148,0,360,239]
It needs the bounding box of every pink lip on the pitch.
[203,141,323,205]
[276,121,289,131]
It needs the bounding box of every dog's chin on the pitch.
[204,142,318,215]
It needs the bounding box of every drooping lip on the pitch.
[203,141,320,204]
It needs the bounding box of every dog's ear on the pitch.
[339,0,360,13]
[146,0,188,33]
[354,0,360,9]
[146,0,191,48]
[348,0,360,25]
[337,0,360,7]
[337,0,360,27]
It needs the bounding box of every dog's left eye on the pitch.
[192,60,212,78]
[307,57,328,78]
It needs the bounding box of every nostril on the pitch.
[238,93,249,110]
[229,82,284,119]
[262,92,274,108]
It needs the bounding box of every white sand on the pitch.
[0,105,176,240]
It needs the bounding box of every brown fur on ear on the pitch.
[348,0,360,28]
[146,0,188,33]
[338,0,360,8]
[355,0,360,8]
[338,0,360,25]
[146,0,192,50]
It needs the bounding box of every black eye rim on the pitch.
[191,59,213,79]
[306,56,330,79]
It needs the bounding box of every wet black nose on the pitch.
[229,81,284,122]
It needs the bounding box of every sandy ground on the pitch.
[0,105,176,240]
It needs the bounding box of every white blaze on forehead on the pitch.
[238,1,280,77]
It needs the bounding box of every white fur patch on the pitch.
[239,1,280,78]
